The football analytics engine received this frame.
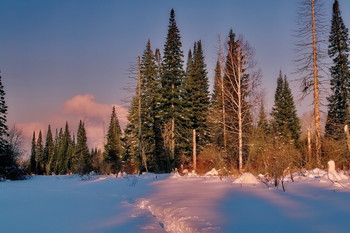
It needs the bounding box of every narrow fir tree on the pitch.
[209,58,225,148]
[58,122,73,174]
[30,131,36,174]
[160,9,185,170]
[139,40,162,171]
[271,71,301,145]
[183,41,210,156]
[35,130,44,175]
[75,120,92,174]
[325,0,350,140]
[104,106,123,174]
[257,101,269,135]
[43,125,54,174]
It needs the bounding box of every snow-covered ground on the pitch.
[1,169,350,233]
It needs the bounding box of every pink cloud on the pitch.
[13,94,129,156]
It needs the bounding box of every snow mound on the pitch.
[205,168,219,176]
[233,173,259,184]
[319,160,349,183]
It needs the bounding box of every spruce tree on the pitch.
[183,41,210,155]
[257,101,269,135]
[104,106,123,174]
[325,0,350,140]
[57,122,73,174]
[160,9,185,170]
[140,40,162,171]
[75,120,92,174]
[271,71,301,145]
[54,128,63,174]
[35,130,44,175]
[0,74,10,176]
[30,131,36,174]
[43,125,54,174]
[209,59,225,148]
[124,97,139,171]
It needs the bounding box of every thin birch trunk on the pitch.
[311,0,321,167]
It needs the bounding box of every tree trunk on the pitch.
[307,128,312,165]
[192,129,197,171]
[311,0,321,167]
[237,48,243,172]
[219,39,227,152]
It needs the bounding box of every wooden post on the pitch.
[307,128,312,165]
[193,129,197,171]
[344,125,350,154]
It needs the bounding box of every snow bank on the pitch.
[233,172,259,184]
[319,160,349,185]
[205,168,219,176]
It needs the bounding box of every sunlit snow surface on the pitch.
[1,171,350,233]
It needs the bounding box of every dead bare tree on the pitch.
[295,0,328,167]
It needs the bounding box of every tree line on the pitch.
[1,0,350,179]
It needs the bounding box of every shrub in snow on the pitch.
[233,173,259,184]
[196,145,226,175]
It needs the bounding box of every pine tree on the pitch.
[183,41,210,156]
[325,0,350,140]
[75,120,92,174]
[257,101,269,135]
[139,40,163,171]
[43,125,54,174]
[35,130,44,175]
[54,128,63,174]
[271,71,301,145]
[0,74,10,175]
[104,106,123,174]
[57,122,73,174]
[124,97,139,171]
[160,9,185,170]
[30,131,36,174]
[209,58,225,149]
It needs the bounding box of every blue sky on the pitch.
[0,0,349,151]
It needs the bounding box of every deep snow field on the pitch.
[1,167,350,233]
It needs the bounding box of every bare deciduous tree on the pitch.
[220,33,261,171]
[295,0,328,167]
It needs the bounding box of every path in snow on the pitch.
[2,173,350,233]
[136,175,350,233]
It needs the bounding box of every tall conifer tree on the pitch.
[104,106,123,174]
[160,9,185,170]
[325,0,350,140]
[183,41,210,155]
[271,71,301,145]
[43,125,54,174]
[30,132,36,174]
[35,131,44,174]
[75,120,92,174]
